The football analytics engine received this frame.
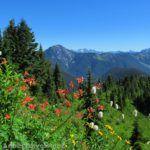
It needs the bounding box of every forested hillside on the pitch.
[0,20,150,150]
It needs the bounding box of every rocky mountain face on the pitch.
[44,45,150,78]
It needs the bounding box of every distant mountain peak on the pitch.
[44,44,150,78]
[76,48,101,53]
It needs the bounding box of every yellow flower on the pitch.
[125,140,131,144]
[117,135,122,140]
[72,139,76,145]
[98,131,103,136]
[70,134,74,138]
[64,144,68,148]
[105,124,113,131]
[110,131,115,135]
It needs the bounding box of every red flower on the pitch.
[39,100,49,111]
[98,105,104,111]
[6,86,13,92]
[24,78,36,85]
[54,108,62,115]
[15,78,19,83]
[44,100,49,106]
[22,96,34,105]
[78,89,84,96]
[64,111,69,115]
[28,104,36,111]
[87,113,93,118]
[96,98,100,104]
[24,70,29,76]
[57,89,69,98]
[94,82,103,89]
[76,112,83,118]
[64,100,71,108]
[5,114,11,119]
[20,85,27,91]
[87,107,95,113]
[73,92,80,99]
[76,76,84,84]
[69,81,74,89]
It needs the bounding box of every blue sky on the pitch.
[0,0,150,51]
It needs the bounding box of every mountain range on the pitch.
[44,45,150,79]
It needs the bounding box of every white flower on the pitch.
[91,86,96,94]
[0,51,2,56]
[110,101,113,107]
[115,104,119,110]
[122,114,125,120]
[89,122,94,128]
[98,111,103,119]
[133,109,138,117]
[146,141,150,145]
[93,125,99,130]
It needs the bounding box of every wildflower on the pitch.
[57,89,69,98]
[76,112,83,118]
[87,113,93,118]
[6,86,13,92]
[146,141,150,144]
[24,77,36,85]
[110,101,113,107]
[28,104,36,111]
[117,136,122,140]
[98,105,104,111]
[15,78,19,83]
[93,125,99,130]
[115,104,119,110]
[78,89,84,96]
[73,92,80,99]
[70,134,74,138]
[95,82,103,89]
[122,114,125,120]
[64,99,71,108]
[105,125,113,131]
[91,86,96,94]
[69,81,74,89]
[20,85,27,91]
[96,98,99,104]
[98,131,103,136]
[22,96,34,105]
[44,100,49,106]
[0,58,7,64]
[24,70,29,76]
[133,109,138,117]
[98,111,103,119]
[125,140,131,144]
[89,122,94,128]
[71,139,76,145]
[64,111,69,115]
[76,76,84,84]
[5,114,11,119]
[87,107,95,113]
[39,101,48,112]
[110,131,115,135]
[54,108,62,115]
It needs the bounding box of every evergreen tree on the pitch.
[14,19,38,70]
[130,120,142,150]
[30,45,49,94]
[85,69,93,108]
[2,19,17,62]
[53,63,62,91]
[43,68,56,103]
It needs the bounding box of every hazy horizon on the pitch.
[1,0,150,51]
